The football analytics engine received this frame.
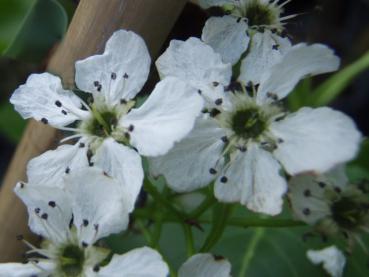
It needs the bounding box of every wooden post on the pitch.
[0,0,186,262]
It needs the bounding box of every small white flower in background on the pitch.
[178,253,231,277]
[0,167,168,277]
[307,246,346,277]
[10,30,203,212]
[151,32,361,215]
[289,166,369,241]
[198,0,296,64]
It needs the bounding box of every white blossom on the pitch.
[178,253,231,277]
[199,0,296,64]
[151,34,361,215]
[307,246,346,277]
[0,168,168,277]
[10,30,203,212]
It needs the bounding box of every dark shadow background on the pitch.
[0,0,368,181]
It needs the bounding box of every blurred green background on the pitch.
[0,0,369,276]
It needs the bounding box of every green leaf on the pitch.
[287,78,313,111]
[0,101,26,143]
[311,50,369,107]
[347,138,369,182]
[0,0,68,62]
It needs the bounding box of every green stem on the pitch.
[200,204,233,252]
[189,194,216,219]
[183,224,195,257]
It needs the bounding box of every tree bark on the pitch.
[0,0,186,262]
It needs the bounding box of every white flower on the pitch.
[289,166,369,239]
[178,253,231,277]
[151,34,361,215]
[199,0,296,64]
[0,167,168,277]
[307,246,346,277]
[10,30,203,212]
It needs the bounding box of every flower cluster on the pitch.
[1,0,367,276]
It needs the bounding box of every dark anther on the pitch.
[48,201,56,208]
[272,44,279,50]
[61,110,67,115]
[41,213,48,220]
[132,147,138,152]
[69,214,74,229]
[94,224,99,231]
[281,30,288,38]
[303,190,311,197]
[65,167,70,174]
[197,89,202,95]
[209,168,217,175]
[318,182,326,188]
[82,241,88,248]
[83,219,89,227]
[213,254,225,261]
[20,182,25,189]
[124,132,130,140]
[266,92,278,101]
[35,208,40,214]
[41,118,48,124]
[238,146,247,152]
[221,136,228,143]
[120,99,127,104]
[123,73,129,79]
[16,234,24,241]
[215,98,223,106]
[303,208,310,216]
[254,83,260,92]
[277,138,284,143]
[97,84,102,92]
[212,81,219,87]
[89,162,94,167]
[334,187,342,193]
[93,265,100,272]
[236,17,242,23]
[220,176,228,183]
[79,142,85,148]
[93,81,100,87]
[201,108,208,114]
[209,108,221,118]
[128,124,134,132]
[111,72,117,80]
[55,100,62,107]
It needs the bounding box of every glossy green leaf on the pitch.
[311,50,369,107]
[0,0,67,62]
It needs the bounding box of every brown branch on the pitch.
[0,0,186,262]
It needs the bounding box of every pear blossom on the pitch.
[0,168,168,277]
[198,0,296,64]
[178,253,231,277]
[289,166,369,242]
[151,34,361,215]
[307,246,346,277]
[10,30,203,212]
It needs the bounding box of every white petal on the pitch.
[179,253,231,277]
[289,173,331,224]
[307,246,346,277]
[198,0,236,8]
[239,31,290,86]
[75,30,151,105]
[257,43,340,103]
[10,73,89,128]
[156,37,232,106]
[27,140,90,188]
[202,15,249,65]
[0,261,55,277]
[149,117,226,192]
[271,107,362,175]
[14,183,72,243]
[120,77,204,156]
[215,144,287,215]
[98,247,168,277]
[92,138,143,211]
[65,167,130,244]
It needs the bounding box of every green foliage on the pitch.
[0,102,26,143]
[0,0,68,62]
